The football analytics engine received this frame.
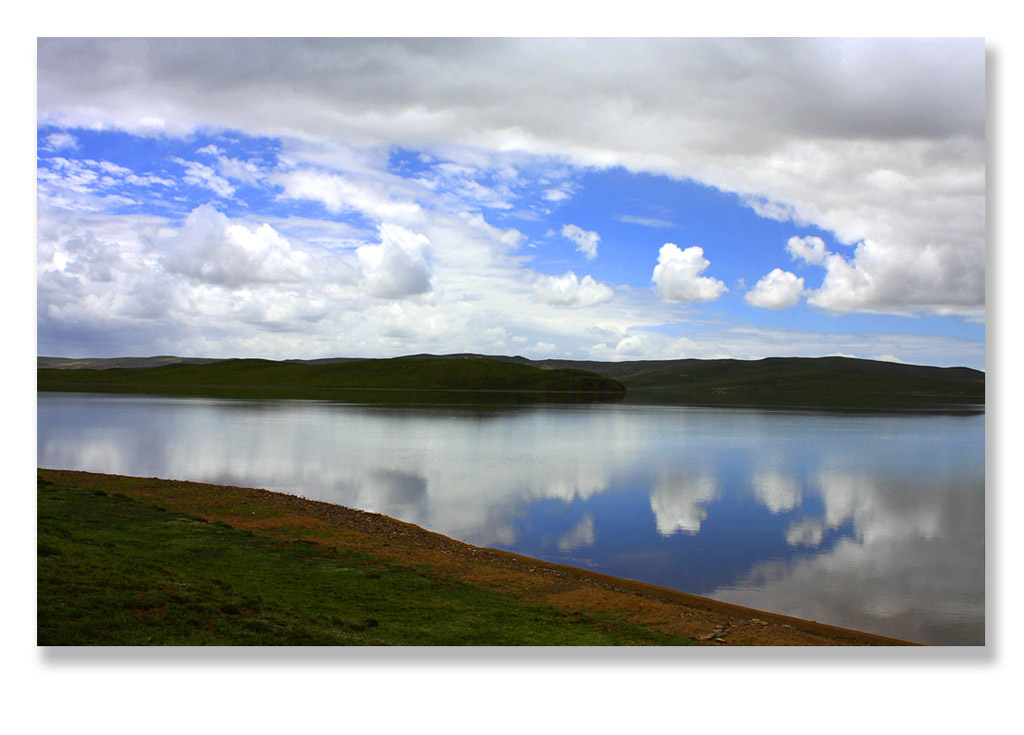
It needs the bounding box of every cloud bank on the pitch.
[38,38,984,318]
[35,38,985,364]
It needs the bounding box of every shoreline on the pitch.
[39,386,984,416]
[38,468,917,646]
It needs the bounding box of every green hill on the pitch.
[37,353,984,409]
[513,355,984,408]
[37,356,626,404]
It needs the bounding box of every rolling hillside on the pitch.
[38,353,984,408]
[515,355,984,408]
[37,356,626,403]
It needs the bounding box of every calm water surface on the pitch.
[37,392,985,645]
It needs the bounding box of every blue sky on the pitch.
[36,38,985,368]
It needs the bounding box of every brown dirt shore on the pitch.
[38,468,917,646]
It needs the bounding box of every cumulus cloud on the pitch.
[809,239,984,316]
[533,271,614,308]
[356,223,433,299]
[651,243,727,303]
[786,235,829,266]
[778,231,983,317]
[161,205,311,287]
[745,268,805,309]
[560,224,600,260]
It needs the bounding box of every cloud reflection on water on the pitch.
[649,474,719,535]
[717,469,984,644]
[38,394,984,644]
[749,470,802,514]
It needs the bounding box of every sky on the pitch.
[36,38,986,368]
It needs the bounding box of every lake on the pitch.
[36,392,985,645]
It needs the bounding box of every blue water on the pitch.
[37,392,985,645]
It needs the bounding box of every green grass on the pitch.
[37,476,688,646]
[37,356,626,405]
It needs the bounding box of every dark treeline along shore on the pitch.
[38,353,984,409]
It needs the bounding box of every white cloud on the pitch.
[523,341,557,358]
[560,224,600,260]
[37,157,175,214]
[533,271,614,308]
[779,230,982,316]
[419,162,516,210]
[216,156,263,186]
[37,39,985,318]
[45,132,79,150]
[173,158,235,198]
[274,169,422,222]
[33,39,987,361]
[745,268,805,309]
[162,205,311,287]
[651,243,727,303]
[543,188,571,202]
[786,235,829,266]
[808,239,984,317]
[618,214,676,229]
[37,198,986,366]
[356,223,433,299]
[588,331,708,362]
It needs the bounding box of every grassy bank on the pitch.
[37,469,913,646]
[37,473,684,645]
